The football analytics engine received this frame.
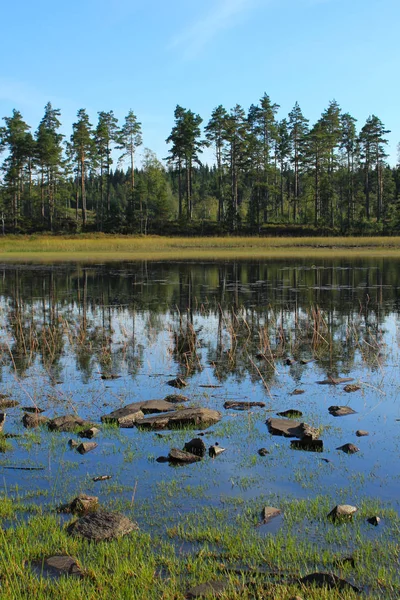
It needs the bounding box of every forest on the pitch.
[0,94,399,236]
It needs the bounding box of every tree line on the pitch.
[0,96,399,235]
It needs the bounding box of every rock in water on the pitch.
[22,413,49,429]
[267,418,320,440]
[136,407,221,430]
[367,516,381,526]
[258,448,269,456]
[356,430,369,437]
[60,494,99,515]
[168,448,202,464]
[328,504,357,521]
[164,394,188,403]
[31,555,83,579]
[79,427,100,439]
[167,377,187,389]
[344,384,361,393]
[209,444,225,458]
[101,404,144,427]
[67,510,138,541]
[277,409,303,418]
[0,413,5,432]
[48,415,93,432]
[261,506,281,523]
[76,442,98,454]
[336,443,359,454]
[223,401,266,410]
[329,405,357,417]
[184,438,206,457]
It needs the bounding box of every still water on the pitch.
[0,258,399,532]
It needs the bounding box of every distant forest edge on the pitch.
[1,94,399,236]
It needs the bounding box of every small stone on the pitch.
[261,506,281,522]
[31,555,83,579]
[48,415,93,432]
[291,389,305,395]
[67,510,138,541]
[344,384,361,392]
[21,406,45,413]
[79,427,100,439]
[356,430,369,437]
[92,475,112,482]
[328,504,357,521]
[299,572,360,593]
[0,398,19,409]
[336,443,359,454]
[68,439,79,448]
[329,405,357,417]
[101,373,120,380]
[224,401,266,410]
[164,394,188,403]
[184,438,206,457]
[285,358,296,365]
[317,377,354,385]
[367,516,381,526]
[258,448,269,456]
[168,448,201,464]
[60,494,99,515]
[76,442,98,454]
[209,444,225,458]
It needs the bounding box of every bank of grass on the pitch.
[2,234,400,262]
[0,492,399,599]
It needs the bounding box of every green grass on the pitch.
[2,234,400,262]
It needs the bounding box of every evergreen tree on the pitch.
[205,105,229,222]
[96,110,119,224]
[70,109,95,228]
[288,102,309,221]
[117,110,142,229]
[359,115,390,221]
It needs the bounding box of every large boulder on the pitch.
[101,399,177,426]
[67,510,138,541]
[267,418,319,440]
[136,407,221,430]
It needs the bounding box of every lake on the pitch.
[0,257,399,536]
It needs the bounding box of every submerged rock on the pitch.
[31,555,83,579]
[224,401,266,410]
[22,412,49,429]
[48,415,93,432]
[67,510,138,541]
[186,580,228,598]
[168,448,201,464]
[328,504,357,521]
[184,438,206,457]
[299,572,360,593]
[336,443,359,454]
[329,405,357,417]
[136,407,221,430]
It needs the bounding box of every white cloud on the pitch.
[169,0,259,59]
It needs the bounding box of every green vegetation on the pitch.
[3,234,400,262]
[0,96,399,235]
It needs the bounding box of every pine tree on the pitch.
[96,111,119,224]
[205,105,229,222]
[117,110,142,229]
[288,102,309,221]
[70,109,95,228]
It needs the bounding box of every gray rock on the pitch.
[299,572,360,593]
[31,555,83,579]
[48,415,93,432]
[329,405,357,417]
[267,418,319,440]
[76,442,98,454]
[328,504,357,521]
[22,412,49,429]
[186,580,227,598]
[224,401,266,410]
[336,443,359,454]
[79,427,100,439]
[184,438,206,457]
[168,448,201,464]
[277,409,303,418]
[136,407,221,430]
[356,430,369,437]
[101,404,144,427]
[140,400,177,414]
[67,510,138,541]
[261,506,281,522]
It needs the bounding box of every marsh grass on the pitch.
[2,234,400,262]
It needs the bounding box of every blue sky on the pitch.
[1,0,399,166]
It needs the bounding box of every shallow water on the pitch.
[0,258,399,534]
